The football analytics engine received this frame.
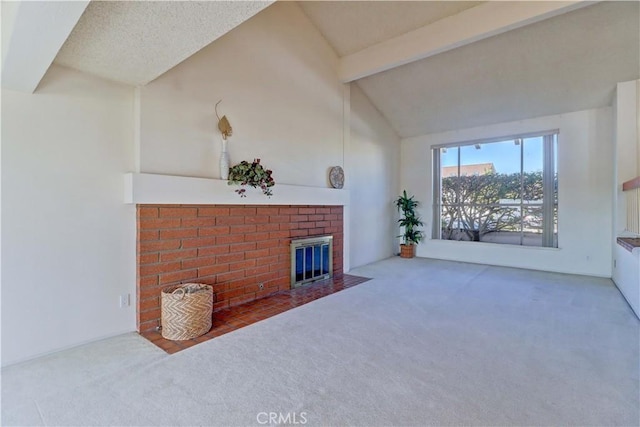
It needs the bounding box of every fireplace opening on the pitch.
[290,236,333,288]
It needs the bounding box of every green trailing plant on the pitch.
[395,190,424,245]
[227,159,275,197]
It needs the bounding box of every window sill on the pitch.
[428,238,561,251]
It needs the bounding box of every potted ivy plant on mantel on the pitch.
[227,159,275,197]
[395,190,424,258]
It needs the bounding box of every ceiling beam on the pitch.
[2,1,89,93]
[338,1,598,83]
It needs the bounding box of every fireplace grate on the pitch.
[290,236,333,288]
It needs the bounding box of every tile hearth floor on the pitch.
[140,274,371,354]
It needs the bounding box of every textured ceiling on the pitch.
[49,1,639,139]
[298,1,482,56]
[355,1,640,138]
[54,1,272,85]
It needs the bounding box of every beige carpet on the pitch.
[3,257,639,426]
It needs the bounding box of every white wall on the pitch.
[137,2,343,188]
[349,84,400,267]
[1,1,19,64]
[614,245,640,316]
[0,1,403,364]
[135,2,402,269]
[612,80,640,317]
[1,65,135,365]
[401,107,614,277]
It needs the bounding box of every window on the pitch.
[432,131,558,248]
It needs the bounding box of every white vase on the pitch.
[220,138,230,180]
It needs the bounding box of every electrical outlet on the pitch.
[119,294,130,308]
[259,283,264,290]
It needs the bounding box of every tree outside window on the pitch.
[433,133,558,248]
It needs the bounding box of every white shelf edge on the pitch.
[124,173,350,206]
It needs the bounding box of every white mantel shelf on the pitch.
[124,173,350,206]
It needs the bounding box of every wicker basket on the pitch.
[161,283,213,340]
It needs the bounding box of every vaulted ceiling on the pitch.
[298,1,482,57]
[334,1,640,136]
[2,1,638,139]
[54,1,272,86]
[300,1,639,137]
[1,1,272,91]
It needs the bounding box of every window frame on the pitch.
[432,130,558,248]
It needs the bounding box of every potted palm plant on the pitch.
[395,190,424,258]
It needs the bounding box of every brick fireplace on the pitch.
[136,204,344,332]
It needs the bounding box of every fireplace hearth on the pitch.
[136,204,343,332]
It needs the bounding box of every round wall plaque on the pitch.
[329,166,344,189]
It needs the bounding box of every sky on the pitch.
[441,136,547,174]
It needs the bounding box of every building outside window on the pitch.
[432,132,558,248]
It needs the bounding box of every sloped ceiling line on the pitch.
[3,1,638,141]
[1,1,89,93]
[337,1,596,82]
[53,1,274,86]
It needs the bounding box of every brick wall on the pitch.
[137,204,344,332]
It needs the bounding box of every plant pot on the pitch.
[400,244,415,258]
